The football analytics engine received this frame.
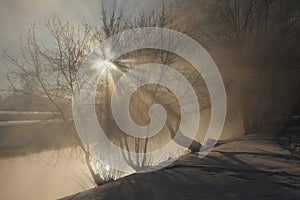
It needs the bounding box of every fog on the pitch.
[0,0,299,198]
[0,148,94,200]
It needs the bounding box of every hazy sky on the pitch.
[0,0,171,86]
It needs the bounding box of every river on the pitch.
[0,148,94,200]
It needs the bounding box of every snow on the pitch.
[62,132,300,200]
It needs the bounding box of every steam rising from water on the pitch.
[0,148,94,200]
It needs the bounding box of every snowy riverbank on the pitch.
[63,132,300,200]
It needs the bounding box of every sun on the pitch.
[96,60,118,71]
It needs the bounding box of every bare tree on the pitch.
[2,15,109,185]
[93,3,206,171]
[3,2,212,184]
[194,0,300,132]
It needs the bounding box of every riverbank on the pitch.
[278,126,300,158]
[63,132,300,200]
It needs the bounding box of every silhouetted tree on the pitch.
[3,2,208,184]
[194,0,300,132]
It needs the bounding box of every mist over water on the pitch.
[0,112,94,199]
[0,148,94,200]
[0,0,299,199]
